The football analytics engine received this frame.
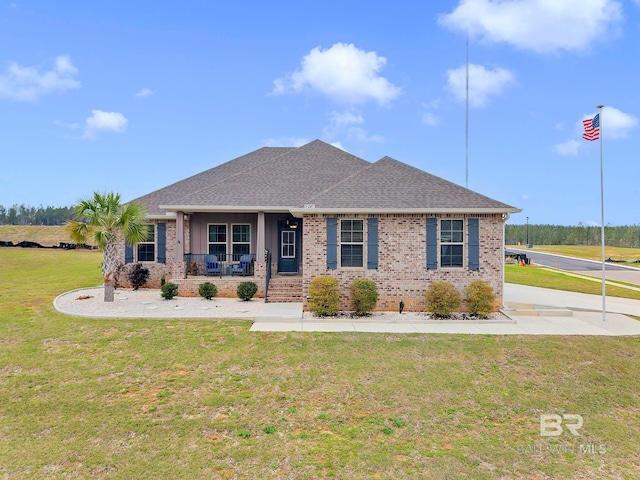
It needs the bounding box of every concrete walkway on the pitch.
[249,284,640,336]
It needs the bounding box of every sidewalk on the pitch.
[250,284,640,336]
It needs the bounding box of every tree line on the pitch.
[506,224,640,248]
[0,204,75,226]
[3,204,640,248]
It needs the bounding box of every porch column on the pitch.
[257,211,265,260]
[176,211,185,261]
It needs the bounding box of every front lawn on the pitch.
[1,248,639,479]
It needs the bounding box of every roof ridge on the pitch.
[173,146,298,203]
[303,161,375,205]
[131,146,294,204]
[375,156,490,196]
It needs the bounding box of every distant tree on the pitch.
[7,206,17,225]
[67,192,148,302]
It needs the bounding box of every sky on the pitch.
[1,0,639,226]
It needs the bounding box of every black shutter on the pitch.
[426,217,437,270]
[157,222,166,264]
[326,218,337,269]
[125,244,134,264]
[367,218,378,269]
[468,218,479,271]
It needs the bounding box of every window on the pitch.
[440,219,463,267]
[281,230,295,258]
[208,224,227,257]
[137,224,155,262]
[340,219,363,267]
[232,224,250,258]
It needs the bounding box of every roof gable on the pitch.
[158,139,370,210]
[132,140,518,216]
[133,146,295,215]
[303,156,516,211]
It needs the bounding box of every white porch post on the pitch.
[257,211,265,260]
[176,211,185,261]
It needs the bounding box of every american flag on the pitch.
[582,113,600,141]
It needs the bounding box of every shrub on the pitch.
[465,280,495,318]
[198,282,218,300]
[237,281,258,301]
[308,276,340,316]
[127,263,150,290]
[161,282,179,300]
[349,278,378,316]
[424,281,461,318]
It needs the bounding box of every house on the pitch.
[121,140,520,311]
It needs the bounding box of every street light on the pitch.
[526,216,529,246]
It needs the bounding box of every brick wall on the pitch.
[115,219,174,288]
[302,213,504,312]
[171,276,265,298]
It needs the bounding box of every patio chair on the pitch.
[205,255,222,278]
[231,254,253,276]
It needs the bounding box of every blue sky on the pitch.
[1,0,639,226]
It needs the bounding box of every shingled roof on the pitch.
[134,139,519,216]
[294,156,517,213]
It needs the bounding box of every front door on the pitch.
[278,221,299,273]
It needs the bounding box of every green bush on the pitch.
[424,281,461,318]
[349,278,378,315]
[309,276,340,316]
[237,281,258,301]
[465,280,495,318]
[161,282,178,300]
[198,282,218,300]
[127,263,150,290]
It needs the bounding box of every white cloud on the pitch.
[136,88,153,97]
[329,110,364,127]
[82,110,128,139]
[446,63,515,108]
[422,112,440,126]
[582,106,638,139]
[272,43,401,106]
[262,137,310,147]
[556,106,636,154]
[0,55,80,101]
[439,0,623,53]
[554,139,581,156]
[347,127,385,143]
[323,109,385,144]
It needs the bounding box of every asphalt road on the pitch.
[507,248,640,285]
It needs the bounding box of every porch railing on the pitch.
[184,253,256,277]
[264,251,272,302]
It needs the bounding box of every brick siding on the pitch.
[302,213,504,312]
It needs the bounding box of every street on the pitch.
[507,248,640,285]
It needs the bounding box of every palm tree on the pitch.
[67,192,148,302]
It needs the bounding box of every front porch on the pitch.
[184,253,257,277]
[176,211,303,278]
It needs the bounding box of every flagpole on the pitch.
[465,34,469,189]
[598,104,605,322]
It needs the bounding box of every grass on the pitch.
[505,264,640,300]
[0,225,84,247]
[2,248,640,478]
[508,244,640,264]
